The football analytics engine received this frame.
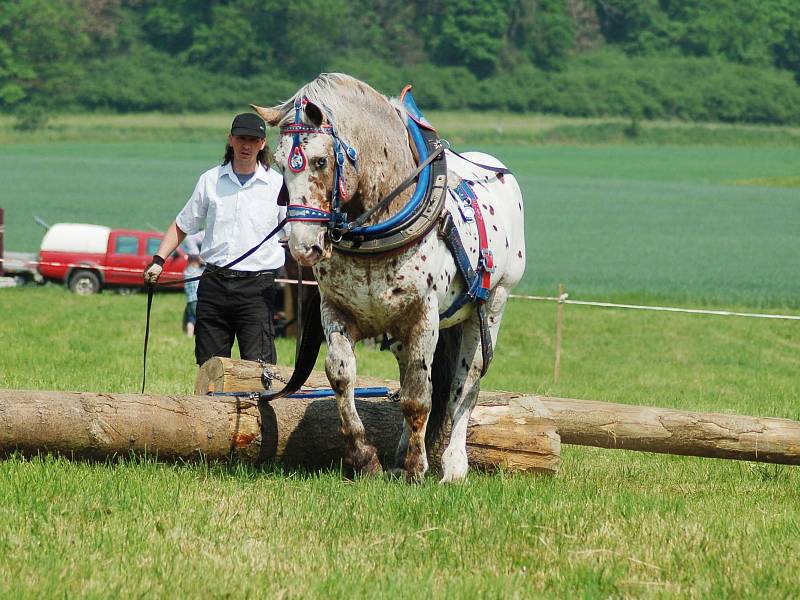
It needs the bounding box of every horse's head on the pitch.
[253,97,357,267]
[253,74,417,267]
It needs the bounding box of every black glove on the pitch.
[143,255,165,283]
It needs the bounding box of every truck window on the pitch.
[146,238,161,256]
[114,235,139,255]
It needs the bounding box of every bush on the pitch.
[73,49,299,113]
[57,47,800,126]
[508,50,800,124]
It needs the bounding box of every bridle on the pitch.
[278,95,445,245]
[279,96,358,234]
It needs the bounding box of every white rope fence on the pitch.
[509,293,800,321]
[4,258,799,322]
[275,281,800,322]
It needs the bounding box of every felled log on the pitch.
[201,358,800,466]
[0,389,559,474]
[194,357,397,395]
[541,397,800,464]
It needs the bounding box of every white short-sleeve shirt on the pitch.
[176,162,288,272]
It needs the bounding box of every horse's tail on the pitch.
[425,325,462,456]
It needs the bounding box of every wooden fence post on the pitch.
[554,283,567,384]
[0,207,4,277]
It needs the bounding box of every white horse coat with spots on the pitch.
[255,74,525,482]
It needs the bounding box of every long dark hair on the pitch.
[221,144,270,167]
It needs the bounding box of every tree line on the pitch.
[2,0,800,124]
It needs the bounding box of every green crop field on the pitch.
[2,113,798,307]
[1,113,799,598]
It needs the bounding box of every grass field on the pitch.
[1,287,799,598]
[1,113,798,307]
[1,113,799,597]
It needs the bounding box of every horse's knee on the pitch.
[325,333,355,393]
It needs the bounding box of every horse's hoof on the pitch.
[439,471,468,484]
[349,443,383,476]
[362,452,383,476]
[384,467,405,480]
[405,469,426,484]
[440,447,469,483]
[403,451,428,483]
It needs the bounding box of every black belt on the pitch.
[205,264,279,279]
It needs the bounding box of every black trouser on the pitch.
[195,270,277,366]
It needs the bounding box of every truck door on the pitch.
[105,232,145,286]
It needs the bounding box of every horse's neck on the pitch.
[352,114,417,223]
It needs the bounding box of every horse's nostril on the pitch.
[311,245,323,257]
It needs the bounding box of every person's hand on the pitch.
[143,255,165,284]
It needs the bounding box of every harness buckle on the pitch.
[479,248,496,274]
[457,199,474,222]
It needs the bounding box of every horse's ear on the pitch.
[250,104,282,126]
[305,102,324,127]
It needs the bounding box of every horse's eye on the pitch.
[315,157,328,169]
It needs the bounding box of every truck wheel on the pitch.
[68,270,101,295]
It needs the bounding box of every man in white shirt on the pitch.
[144,112,288,366]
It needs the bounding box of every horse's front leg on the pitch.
[326,329,382,475]
[396,302,439,483]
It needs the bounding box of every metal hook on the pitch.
[328,228,343,243]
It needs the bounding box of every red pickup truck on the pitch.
[38,223,187,294]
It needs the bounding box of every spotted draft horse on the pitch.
[254,73,526,482]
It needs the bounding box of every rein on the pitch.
[340,142,445,235]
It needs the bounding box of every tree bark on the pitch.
[198,358,800,466]
[541,397,800,464]
[0,389,559,475]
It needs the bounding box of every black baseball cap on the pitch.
[230,113,266,138]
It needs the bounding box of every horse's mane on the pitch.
[271,73,416,212]
[272,73,407,129]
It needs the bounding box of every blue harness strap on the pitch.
[439,212,479,320]
[439,180,493,319]
[209,387,391,400]
[439,179,496,375]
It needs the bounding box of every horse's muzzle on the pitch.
[293,245,323,266]
[291,229,330,266]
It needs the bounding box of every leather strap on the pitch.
[477,303,494,377]
[141,284,154,393]
[261,286,325,401]
[341,142,445,233]
[157,217,288,288]
[447,148,512,176]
